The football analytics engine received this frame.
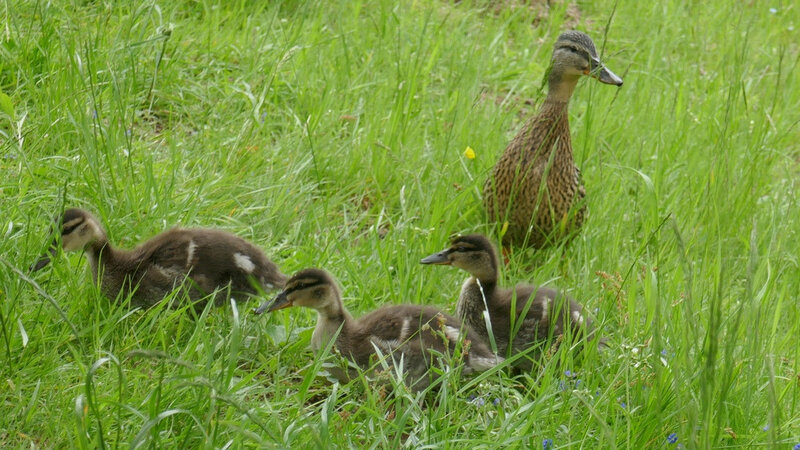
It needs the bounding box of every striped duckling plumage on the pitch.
[421,234,595,370]
[484,30,623,248]
[254,268,502,393]
[32,208,286,308]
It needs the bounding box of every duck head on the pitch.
[31,208,107,271]
[420,234,499,282]
[547,30,623,101]
[254,268,340,315]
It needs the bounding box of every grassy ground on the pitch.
[1,0,799,447]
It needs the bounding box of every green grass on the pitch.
[2,0,799,447]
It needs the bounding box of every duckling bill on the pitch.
[33,208,286,308]
[256,289,291,313]
[256,268,502,392]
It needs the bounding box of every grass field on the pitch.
[2,0,799,447]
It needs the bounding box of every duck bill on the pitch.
[253,291,292,315]
[30,243,58,272]
[590,59,623,86]
[420,250,451,265]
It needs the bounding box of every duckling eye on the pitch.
[453,246,469,253]
[566,46,581,55]
[63,224,79,235]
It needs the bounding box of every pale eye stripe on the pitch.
[288,278,322,291]
[62,218,84,234]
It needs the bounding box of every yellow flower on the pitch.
[463,146,476,159]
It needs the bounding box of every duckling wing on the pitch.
[364,306,492,366]
[135,230,200,286]
[347,306,465,391]
[181,229,285,297]
[352,306,418,357]
[508,286,588,348]
[125,228,284,304]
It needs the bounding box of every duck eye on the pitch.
[454,246,469,253]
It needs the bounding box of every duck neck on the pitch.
[545,67,580,104]
[311,297,355,353]
[531,84,574,169]
[85,237,114,282]
[456,276,498,333]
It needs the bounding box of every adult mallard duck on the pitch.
[32,208,286,308]
[484,30,623,248]
[254,268,502,392]
[421,234,596,370]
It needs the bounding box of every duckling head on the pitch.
[420,234,499,282]
[547,30,623,100]
[254,268,341,315]
[31,208,107,271]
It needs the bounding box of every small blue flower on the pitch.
[620,402,626,409]
[125,129,132,137]
[471,396,485,407]
[661,349,668,356]
[595,389,601,397]
[667,433,678,444]
[493,398,501,406]
[260,112,267,123]
[575,379,582,388]
[558,380,567,391]
[565,370,572,377]
[793,444,800,450]
[762,425,769,431]
[542,438,553,449]
[769,7,777,13]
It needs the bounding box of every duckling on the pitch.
[421,234,593,370]
[254,268,502,393]
[32,208,286,308]
[484,30,623,248]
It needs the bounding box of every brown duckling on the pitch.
[254,268,502,393]
[421,234,594,370]
[484,30,623,248]
[32,208,286,308]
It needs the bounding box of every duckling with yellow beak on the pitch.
[32,208,286,308]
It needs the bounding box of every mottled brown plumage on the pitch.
[421,234,595,370]
[255,268,502,392]
[32,208,286,308]
[484,30,623,247]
